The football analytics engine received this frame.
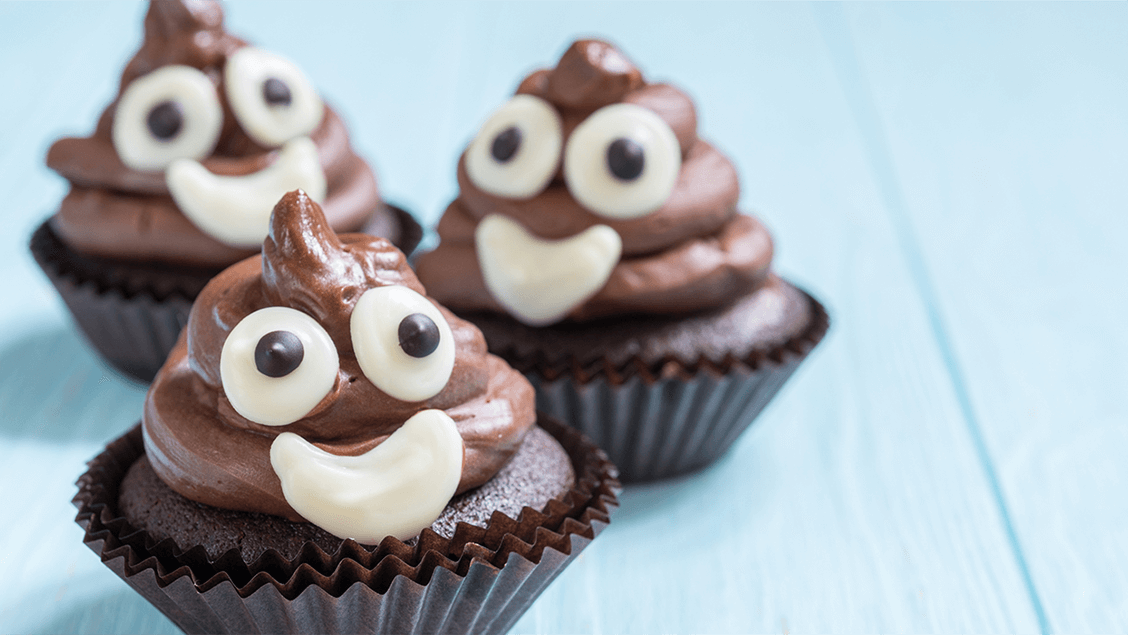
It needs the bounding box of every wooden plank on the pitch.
[0,2,1047,633]
[835,3,1128,632]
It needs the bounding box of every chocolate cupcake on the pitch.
[415,39,829,482]
[74,190,618,634]
[30,0,421,382]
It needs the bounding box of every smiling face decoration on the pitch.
[143,190,535,543]
[416,39,776,326]
[47,0,382,267]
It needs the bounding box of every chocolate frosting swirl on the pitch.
[415,39,774,321]
[143,190,535,520]
[46,0,383,267]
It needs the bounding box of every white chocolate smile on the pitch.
[269,409,464,543]
[166,136,327,247]
[475,213,622,326]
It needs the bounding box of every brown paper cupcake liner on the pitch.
[74,416,620,634]
[525,290,830,483]
[30,206,422,384]
[30,221,195,383]
[384,202,424,259]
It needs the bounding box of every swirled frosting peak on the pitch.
[143,190,535,542]
[415,39,774,325]
[46,0,382,268]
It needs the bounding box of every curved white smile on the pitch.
[475,214,622,326]
[166,136,327,247]
[269,409,463,544]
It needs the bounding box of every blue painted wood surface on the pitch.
[1,2,1125,633]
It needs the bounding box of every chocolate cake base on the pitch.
[465,275,816,379]
[465,279,830,482]
[119,426,575,562]
[29,205,421,383]
[74,416,619,635]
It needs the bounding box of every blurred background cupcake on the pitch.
[416,39,829,482]
[30,0,420,382]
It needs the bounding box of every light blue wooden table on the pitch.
[1,2,1126,633]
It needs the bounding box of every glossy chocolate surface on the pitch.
[143,191,536,521]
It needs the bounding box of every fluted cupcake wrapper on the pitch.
[385,203,425,260]
[74,417,620,634]
[96,535,580,634]
[30,206,422,384]
[30,221,195,383]
[527,290,830,483]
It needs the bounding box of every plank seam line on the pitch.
[810,6,1051,634]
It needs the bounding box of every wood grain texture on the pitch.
[835,4,1128,632]
[0,1,1122,633]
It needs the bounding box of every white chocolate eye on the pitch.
[563,103,681,219]
[350,286,455,402]
[225,47,324,147]
[112,65,223,172]
[221,307,339,426]
[465,95,562,199]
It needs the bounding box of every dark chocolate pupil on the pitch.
[607,138,645,181]
[146,101,183,140]
[263,77,292,106]
[490,126,522,163]
[398,313,440,358]
[254,330,304,378]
